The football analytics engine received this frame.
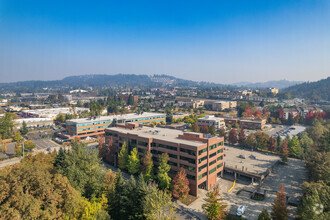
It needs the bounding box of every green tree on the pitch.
[202,184,227,220]
[55,113,66,123]
[0,112,15,139]
[13,130,23,143]
[128,148,140,174]
[298,181,330,219]
[143,183,175,220]
[258,208,271,220]
[109,170,125,219]
[288,135,303,158]
[157,153,171,190]
[172,167,190,200]
[118,141,129,170]
[245,133,256,149]
[0,153,91,219]
[141,151,154,182]
[55,141,105,199]
[299,133,314,154]
[23,140,36,150]
[21,121,29,135]
[271,184,288,220]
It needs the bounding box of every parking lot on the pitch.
[265,125,306,138]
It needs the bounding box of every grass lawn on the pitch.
[179,194,198,206]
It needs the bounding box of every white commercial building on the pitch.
[197,115,225,130]
[15,118,54,129]
[21,107,89,119]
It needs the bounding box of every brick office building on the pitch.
[105,125,224,196]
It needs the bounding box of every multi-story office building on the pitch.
[64,112,166,139]
[105,126,225,196]
[197,115,225,130]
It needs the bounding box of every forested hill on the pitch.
[283,77,330,101]
[0,74,226,93]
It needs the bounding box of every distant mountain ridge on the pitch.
[0,74,227,93]
[232,80,303,89]
[283,77,330,101]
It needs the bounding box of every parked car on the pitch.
[236,206,246,217]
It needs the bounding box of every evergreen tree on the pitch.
[55,141,105,199]
[172,167,190,199]
[109,170,125,219]
[288,135,303,158]
[122,175,138,219]
[141,151,154,182]
[118,141,128,170]
[157,153,171,190]
[143,183,175,220]
[21,121,29,135]
[54,147,66,171]
[202,184,227,220]
[228,128,238,145]
[271,184,288,220]
[128,148,140,174]
[238,128,246,146]
[135,174,149,219]
[258,208,271,220]
[281,141,289,163]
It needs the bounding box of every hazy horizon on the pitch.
[1,0,329,83]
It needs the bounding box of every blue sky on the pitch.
[0,0,329,83]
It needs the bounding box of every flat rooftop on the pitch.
[106,126,209,147]
[67,112,166,124]
[224,145,279,175]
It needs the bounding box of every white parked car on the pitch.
[236,205,246,217]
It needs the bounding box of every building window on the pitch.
[168,153,177,159]
[217,148,223,154]
[198,163,207,172]
[138,148,145,153]
[217,156,223,161]
[180,156,196,164]
[198,148,207,155]
[138,141,148,147]
[209,144,216,150]
[198,172,207,180]
[209,152,216,158]
[198,156,207,164]
[180,164,196,172]
[209,159,216,166]
[217,163,223,169]
[209,167,216,174]
[186,174,195,180]
[158,143,177,151]
[168,161,177,167]
[180,148,196,156]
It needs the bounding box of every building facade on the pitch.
[64,112,166,139]
[105,126,225,196]
[197,115,225,130]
